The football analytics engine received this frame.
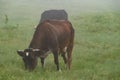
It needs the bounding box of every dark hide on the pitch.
[40,10,68,23]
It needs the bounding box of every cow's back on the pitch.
[30,20,74,50]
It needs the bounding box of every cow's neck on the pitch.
[29,32,44,49]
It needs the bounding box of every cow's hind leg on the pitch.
[67,28,74,70]
[67,46,73,70]
[53,50,60,71]
[61,52,67,69]
[61,53,67,64]
[60,47,67,67]
[67,42,74,70]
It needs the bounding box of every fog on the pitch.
[37,0,120,12]
[0,0,119,22]
[1,0,120,13]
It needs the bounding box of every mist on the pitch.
[1,0,120,13]
[0,0,119,24]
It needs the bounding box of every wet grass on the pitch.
[0,0,120,79]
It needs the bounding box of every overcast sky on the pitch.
[0,0,119,16]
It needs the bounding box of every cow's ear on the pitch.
[17,50,25,57]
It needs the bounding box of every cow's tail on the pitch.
[67,21,75,70]
[69,22,74,44]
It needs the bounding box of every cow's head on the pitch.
[17,48,42,71]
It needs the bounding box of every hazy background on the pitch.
[0,0,119,25]
[1,0,120,12]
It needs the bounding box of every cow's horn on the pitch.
[18,50,24,52]
[32,49,40,51]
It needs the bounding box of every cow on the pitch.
[17,20,74,71]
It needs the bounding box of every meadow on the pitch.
[0,0,120,80]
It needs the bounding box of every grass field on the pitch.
[0,0,120,80]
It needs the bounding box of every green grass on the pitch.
[0,0,120,80]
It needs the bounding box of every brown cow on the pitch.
[17,20,74,71]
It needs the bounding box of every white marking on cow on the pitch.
[63,46,67,52]
[26,52,29,56]
[33,49,40,51]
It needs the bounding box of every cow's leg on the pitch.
[61,52,67,64]
[53,50,60,71]
[61,47,67,64]
[61,53,67,69]
[67,43,73,70]
[67,29,74,70]
[40,58,45,68]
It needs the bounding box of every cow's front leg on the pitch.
[40,58,45,68]
[53,51,59,71]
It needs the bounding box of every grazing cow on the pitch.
[17,20,74,71]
